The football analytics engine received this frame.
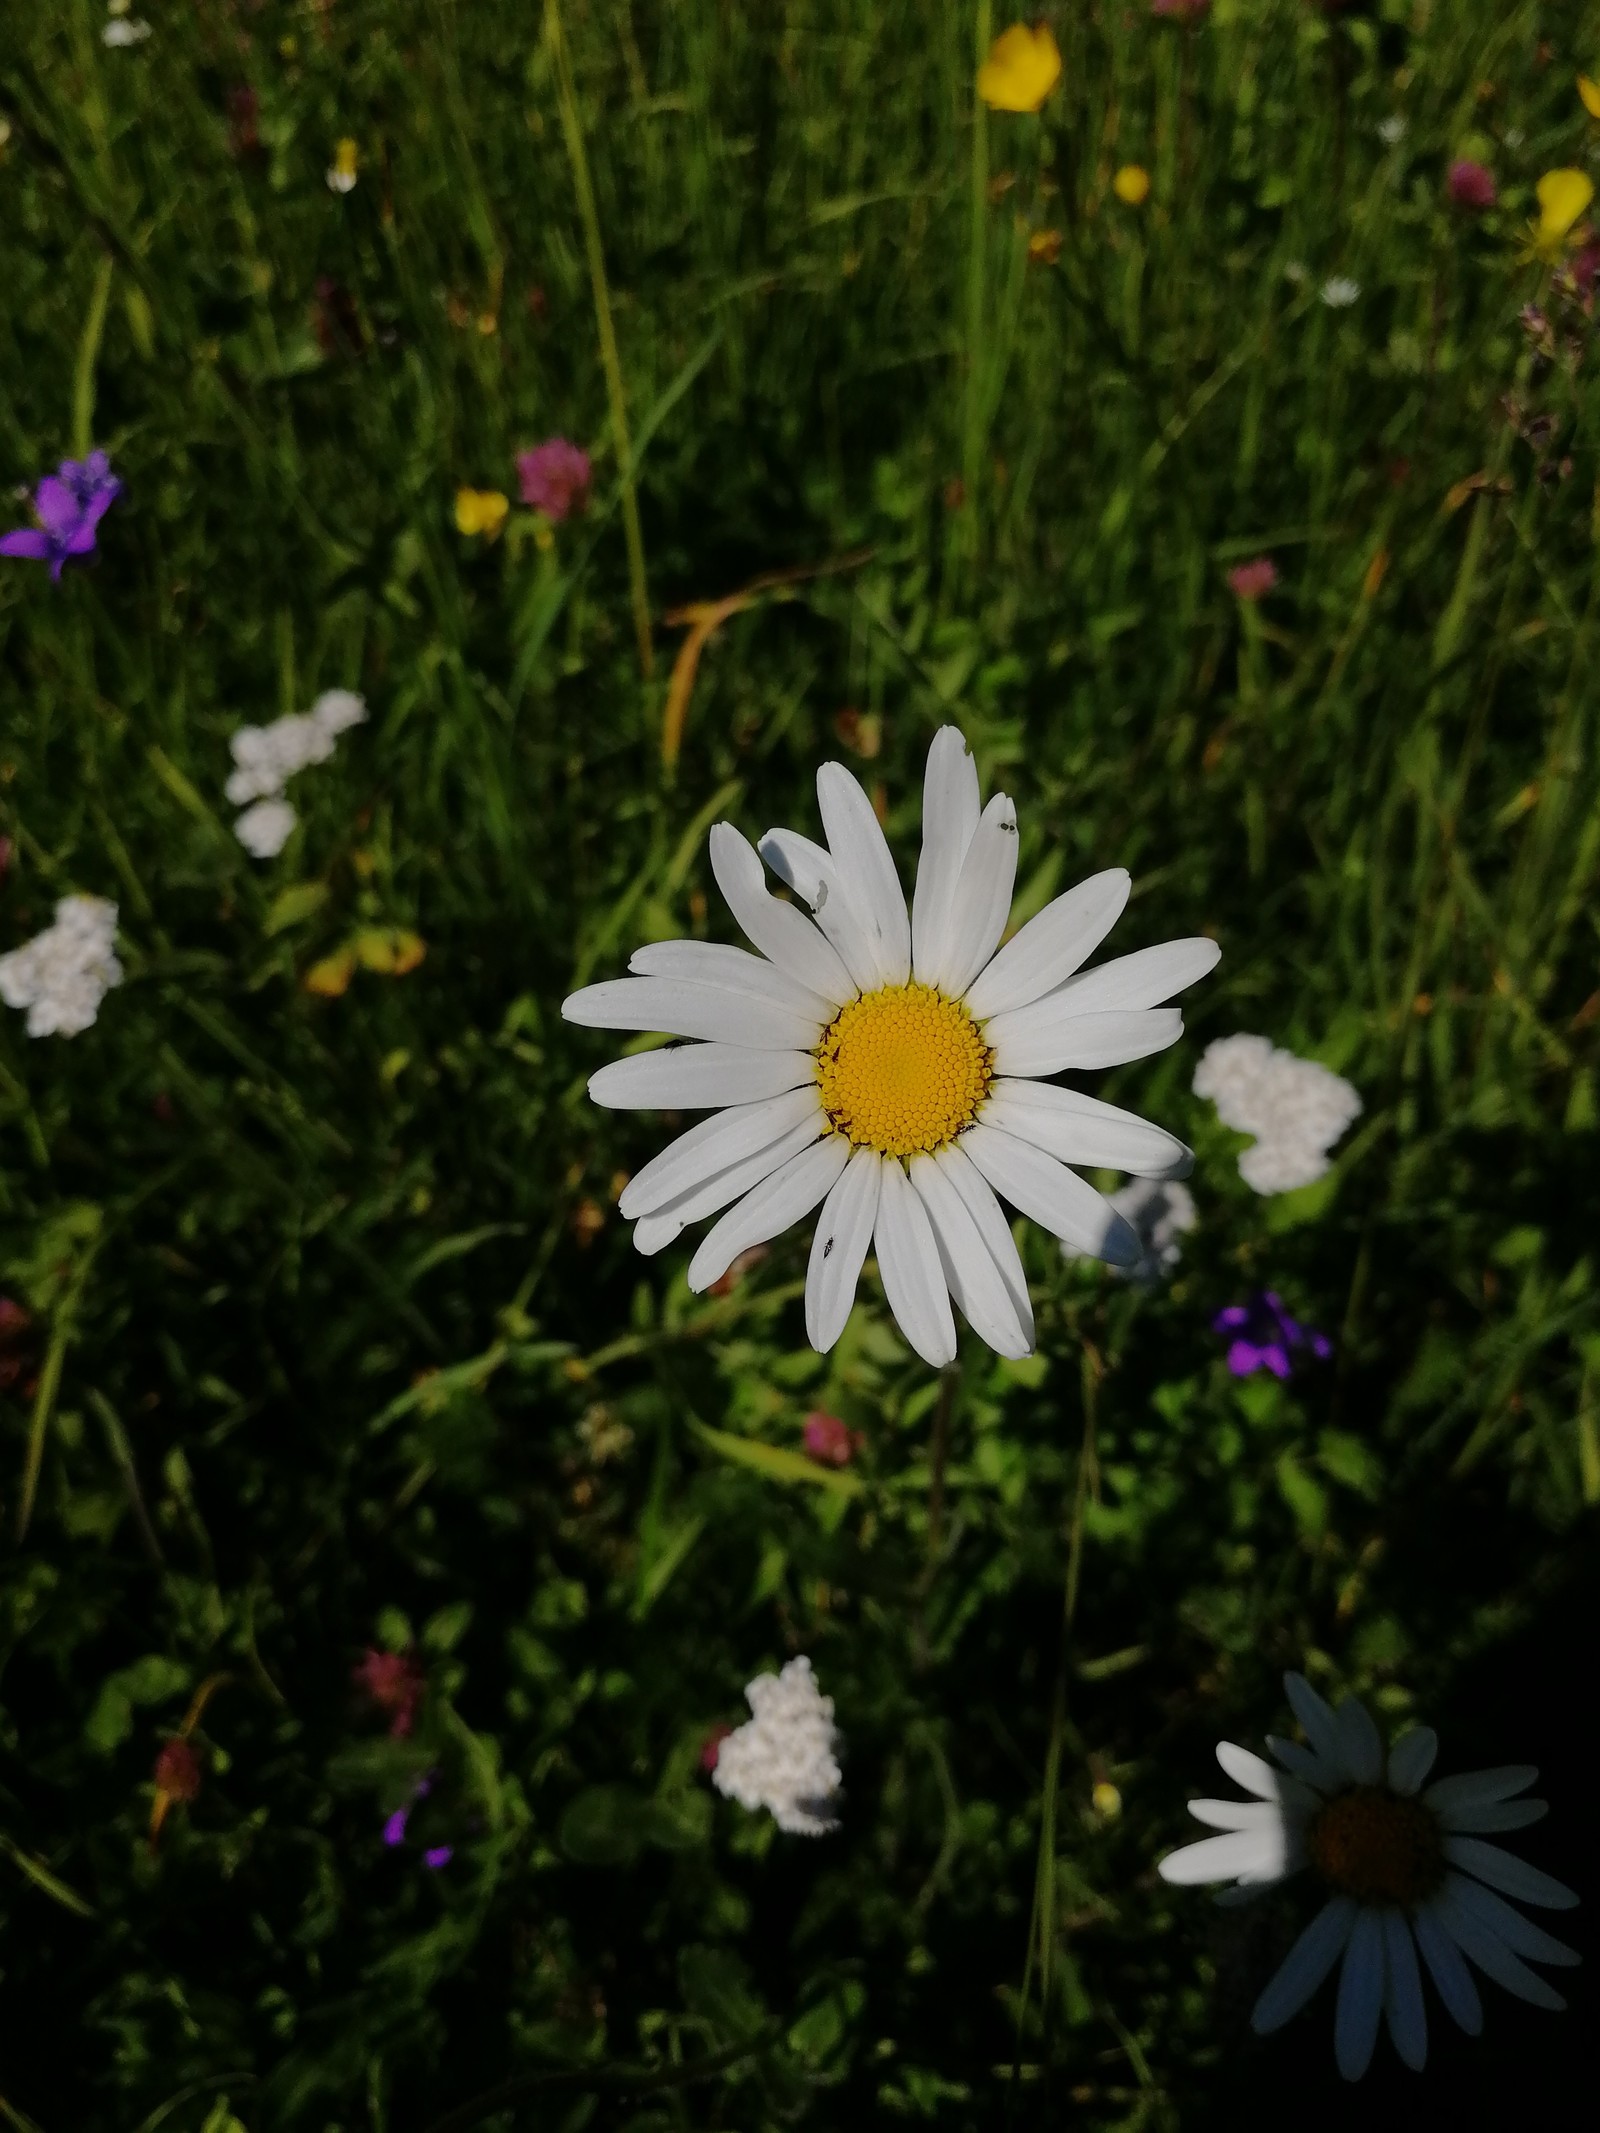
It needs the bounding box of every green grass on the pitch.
[1,2,1597,2127]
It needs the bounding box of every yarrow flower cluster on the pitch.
[1,450,122,580]
[1193,1034,1361,1194]
[565,727,1218,1366]
[226,689,367,858]
[711,1657,843,1836]
[0,895,123,1038]
[1064,1176,1196,1288]
[1320,275,1361,308]
[1160,1673,1580,2080]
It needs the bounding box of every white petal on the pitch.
[911,727,981,985]
[1040,936,1221,1016]
[758,828,883,993]
[932,1143,1034,1346]
[1266,1734,1342,1792]
[1216,1742,1285,1800]
[1382,1912,1428,2072]
[563,976,822,1051]
[805,1147,882,1352]
[816,761,910,985]
[1334,1908,1386,2081]
[1334,1695,1385,1787]
[873,1159,957,1367]
[1443,1836,1578,1910]
[1422,1765,1538,1814]
[963,869,1132,1020]
[589,1044,816,1112]
[1183,1799,1285,1832]
[708,823,854,1004]
[1435,1882,1569,2010]
[934,791,1018,997]
[620,1088,825,1217]
[1284,1673,1345,1770]
[961,1123,1141,1265]
[1439,1797,1548,1834]
[1158,1825,1288,1885]
[1413,1902,1484,2035]
[1444,1873,1580,1967]
[631,1116,828,1253]
[629,938,836,1021]
[981,1079,1192,1179]
[1251,1897,1357,2031]
[1386,1728,1438,1796]
[686,1136,849,1292]
[985,1005,1184,1080]
[909,1150,1032,1359]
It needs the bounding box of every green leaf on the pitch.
[0,1833,95,1917]
[678,1943,766,2040]
[83,1656,191,1754]
[559,1783,648,1866]
[688,1417,862,1497]
[263,881,329,935]
[642,1788,712,1852]
[1317,1429,1384,1498]
[1275,1453,1329,1537]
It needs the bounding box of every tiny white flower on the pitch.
[1504,127,1525,149]
[1064,1176,1195,1287]
[1283,260,1309,285]
[712,1657,842,1837]
[1377,116,1407,146]
[563,727,1219,1366]
[224,694,365,813]
[0,895,123,1038]
[1160,1673,1580,2080]
[1193,1035,1361,1197]
[102,15,152,47]
[1321,276,1362,309]
[234,797,297,860]
[309,688,368,740]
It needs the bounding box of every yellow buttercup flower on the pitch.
[1578,75,1600,120]
[976,24,1062,114]
[1113,164,1151,206]
[1534,167,1594,253]
[454,487,509,539]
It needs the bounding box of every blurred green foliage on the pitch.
[0,1,1596,2127]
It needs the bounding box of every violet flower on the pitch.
[1,452,122,580]
[1213,1291,1331,1379]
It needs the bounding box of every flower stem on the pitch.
[544,0,653,683]
[959,0,992,574]
[71,252,114,463]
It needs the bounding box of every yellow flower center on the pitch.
[815,983,992,1158]
[1306,1788,1445,1908]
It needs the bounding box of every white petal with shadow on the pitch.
[759,827,885,994]
[1334,1908,1385,2081]
[563,976,823,1051]
[708,823,854,1004]
[1382,1911,1428,2071]
[805,1146,882,1353]
[1039,936,1221,1015]
[910,1150,1032,1359]
[1443,1836,1578,1909]
[963,869,1131,1020]
[934,792,1018,997]
[985,1005,1184,1080]
[1386,1728,1438,1796]
[1251,1897,1357,2032]
[629,937,835,1020]
[632,1114,828,1254]
[873,1159,957,1367]
[1413,1902,1483,2035]
[934,1142,1034,1346]
[817,761,910,985]
[911,727,981,985]
[981,1080,1192,1178]
[686,1136,849,1291]
[962,1123,1141,1264]
[589,1043,816,1112]
[620,1087,824,1217]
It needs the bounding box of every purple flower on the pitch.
[1,452,122,580]
[515,438,591,521]
[382,1807,410,1847]
[1213,1291,1331,1379]
[422,1846,453,1869]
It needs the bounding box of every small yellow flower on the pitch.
[304,947,357,999]
[1578,75,1600,121]
[1113,163,1151,206]
[1534,167,1595,253]
[454,487,509,539]
[1092,1780,1123,1821]
[976,24,1062,114]
[1027,227,1064,264]
[352,926,427,977]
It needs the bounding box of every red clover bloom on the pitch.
[1448,160,1497,212]
[516,439,592,521]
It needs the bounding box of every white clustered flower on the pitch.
[712,1657,842,1837]
[0,895,123,1038]
[1377,116,1407,146]
[1064,1176,1195,1287]
[1159,1672,1580,2081]
[102,8,152,47]
[563,727,1219,1366]
[1193,1034,1361,1196]
[227,689,366,856]
[1321,275,1362,308]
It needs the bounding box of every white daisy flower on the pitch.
[1159,1672,1580,2080]
[1065,1175,1196,1287]
[0,894,123,1038]
[1193,1034,1361,1195]
[712,1656,842,1837]
[233,797,297,859]
[1320,275,1362,309]
[562,728,1219,1365]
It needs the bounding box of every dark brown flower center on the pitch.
[1306,1786,1444,1907]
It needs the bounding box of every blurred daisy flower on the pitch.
[1159,1672,1580,2079]
[1193,1034,1361,1194]
[564,727,1217,1367]
[454,487,509,539]
[1113,164,1151,205]
[976,24,1062,114]
[1533,168,1594,256]
[326,138,359,194]
[516,439,592,521]
[1,450,122,580]
[1320,275,1361,308]
[712,1657,842,1836]
[0,895,123,1038]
